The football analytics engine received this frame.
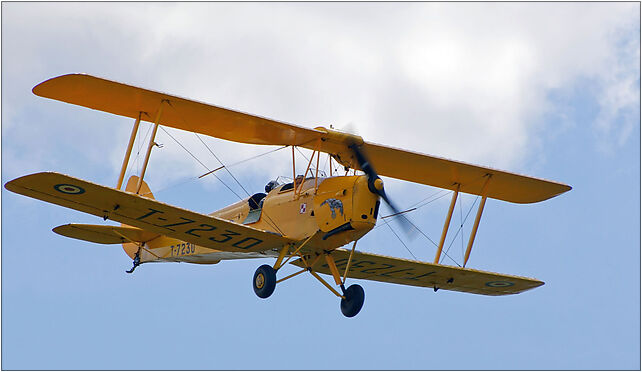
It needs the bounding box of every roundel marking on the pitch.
[54,184,85,195]
[485,280,514,288]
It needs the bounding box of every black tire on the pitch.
[340,284,365,317]
[253,264,276,299]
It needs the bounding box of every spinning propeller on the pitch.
[347,143,412,234]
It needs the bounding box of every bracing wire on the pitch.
[193,135,287,236]
[195,134,251,197]
[373,188,463,265]
[130,101,287,236]
[225,146,288,169]
[322,153,330,175]
[398,210,459,265]
[382,217,417,260]
[159,126,243,200]
[295,146,310,163]
[440,195,479,265]
[370,174,492,265]
[372,189,450,232]
[409,189,452,210]
[440,249,462,267]
[402,218,439,248]
[146,143,287,201]
[156,101,245,200]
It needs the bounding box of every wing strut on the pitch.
[463,175,492,267]
[116,112,142,190]
[342,240,358,285]
[294,139,323,196]
[291,146,297,196]
[434,184,460,264]
[136,100,167,194]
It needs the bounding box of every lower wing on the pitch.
[6,172,295,253]
[292,249,543,295]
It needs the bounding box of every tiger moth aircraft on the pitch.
[6,74,572,317]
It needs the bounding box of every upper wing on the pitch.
[5,172,294,252]
[33,74,570,203]
[292,249,543,296]
[357,142,571,203]
[33,74,323,147]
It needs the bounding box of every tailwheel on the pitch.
[253,264,276,299]
[340,284,365,317]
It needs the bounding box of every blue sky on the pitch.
[2,2,640,370]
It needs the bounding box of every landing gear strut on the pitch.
[251,240,366,318]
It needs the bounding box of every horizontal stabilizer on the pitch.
[53,224,159,244]
[293,249,543,296]
[5,172,295,253]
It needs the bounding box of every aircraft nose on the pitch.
[372,178,384,193]
[353,176,380,225]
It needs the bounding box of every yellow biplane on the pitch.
[6,74,571,317]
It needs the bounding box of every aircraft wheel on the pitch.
[340,284,365,317]
[253,264,276,299]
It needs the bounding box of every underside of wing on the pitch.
[5,172,295,253]
[292,249,544,295]
[53,223,159,244]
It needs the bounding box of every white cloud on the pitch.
[2,2,639,188]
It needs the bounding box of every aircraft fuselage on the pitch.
[134,175,380,264]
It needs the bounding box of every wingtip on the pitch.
[5,172,63,193]
[4,178,20,193]
[555,183,573,197]
[52,223,73,233]
[32,73,89,97]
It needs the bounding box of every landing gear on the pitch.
[253,264,276,299]
[340,284,365,317]
[252,241,366,318]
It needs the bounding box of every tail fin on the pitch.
[124,175,155,199]
[122,175,155,258]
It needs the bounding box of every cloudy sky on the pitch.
[2,2,639,370]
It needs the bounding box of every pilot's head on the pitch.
[264,180,279,193]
